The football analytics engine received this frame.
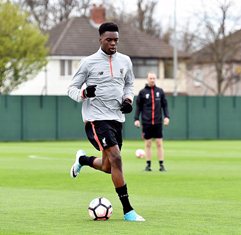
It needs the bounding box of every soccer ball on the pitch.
[88,197,113,220]
[135,149,145,158]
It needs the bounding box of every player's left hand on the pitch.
[120,99,133,114]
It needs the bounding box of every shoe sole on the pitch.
[124,217,145,222]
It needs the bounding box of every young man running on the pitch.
[68,22,145,222]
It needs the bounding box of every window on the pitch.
[68,60,72,75]
[132,59,159,78]
[60,60,65,76]
[164,60,173,79]
[193,69,203,87]
[60,60,72,76]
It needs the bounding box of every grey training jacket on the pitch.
[67,48,134,123]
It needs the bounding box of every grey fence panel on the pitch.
[164,96,188,139]
[219,96,241,139]
[188,96,218,139]
[0,96,22,141]
[123,97,142,140]
[22,96,57,140]
[57,96,86,140]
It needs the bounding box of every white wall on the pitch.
[11,57,81,96]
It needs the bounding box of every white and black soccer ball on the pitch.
[88,197,113,220]
[135,149,145,158]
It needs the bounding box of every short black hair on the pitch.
[99,22,119,36]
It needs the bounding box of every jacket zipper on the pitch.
[151,87,155,125]
[109,56,113,77]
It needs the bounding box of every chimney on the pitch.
[90,4,106,25]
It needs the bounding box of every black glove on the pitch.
[83,85,97,98]
[120,99,133,114]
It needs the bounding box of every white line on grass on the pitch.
[28,155,54,160]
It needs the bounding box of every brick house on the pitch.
[187,29,241,96]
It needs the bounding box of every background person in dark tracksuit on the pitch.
[134,72,170,172]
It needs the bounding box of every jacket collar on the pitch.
[98,47,117,59]
[145,84,156,89]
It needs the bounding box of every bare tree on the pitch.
[51,0,77,24]
[135,0,161,37]
[104,0,162,38]
[177,21,201,54]
[14,0,91,30]
[75,0,91,17]
[15,0,164,38]
[26,0,51,30]
[188,0,241,95]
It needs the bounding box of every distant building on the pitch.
[11,4,189,96]
[187,29,241,96]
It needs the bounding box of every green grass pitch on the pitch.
[0,140,241,235]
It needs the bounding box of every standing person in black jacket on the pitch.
[134,72,170,171]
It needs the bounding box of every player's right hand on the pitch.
[83,85,97,98]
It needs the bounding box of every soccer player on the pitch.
[134,72,170,172]
[67,22,145,222]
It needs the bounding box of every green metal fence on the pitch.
[0,95,241,141]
